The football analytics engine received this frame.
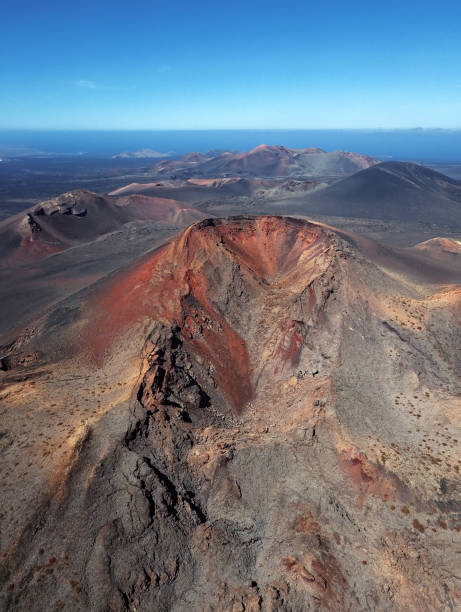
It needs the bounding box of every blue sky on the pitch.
[1,0,461,129]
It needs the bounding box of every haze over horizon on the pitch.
[2,0,461,130]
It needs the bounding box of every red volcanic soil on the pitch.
[151,144,378,178]
[210,144,296,176]
[195,145,303,177]
[339,447,410,508]
[108,177,323,214]
[150,151,216,175]
[333,150,377,170]
[109,177,254,200]
[0,190,206,265]
[0,191,121,265]
[109,182,167,196]
[113,194,206,225]
[413,237,461,261]
[84,216,331,412]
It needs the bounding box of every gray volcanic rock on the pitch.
[295,161,461,225]
[109,176,325,210]
[1,217,461,611]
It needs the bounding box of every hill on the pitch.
[295,162,461,225]
[0,190,207,265]
[151,151,219,175]
[109,176,323,206]
[152,144,378,178]
[413,236,461,260]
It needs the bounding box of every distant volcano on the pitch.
[151,144,378,178]
[0,190,206,265]
[296,161,461,224]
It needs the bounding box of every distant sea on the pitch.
[0,129,460,162]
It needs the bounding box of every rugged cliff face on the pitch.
[1,217,461,611]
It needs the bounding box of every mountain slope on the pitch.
[152,151,218,175]
[1,217,461,611]
[296,162,461,224]
[112,194,206,225]
[413,236,461,261]
[152,144,378,178]
[0,190,207,265]
[109,177,256,200]
[109,176,324,207]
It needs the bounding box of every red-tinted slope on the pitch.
[109,177,322,205]
[0,190,206,265]
[201,145,299,176]
[151,144,378,178]
[85,216,333,412]
[0,191,124,264]
[152,151,216,175]
[113,194,206,225]
[413,237,461,260]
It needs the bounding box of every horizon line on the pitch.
[1,127,461,133]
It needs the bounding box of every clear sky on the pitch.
[1,0,461,129]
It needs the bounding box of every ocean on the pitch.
[0,129,460,162]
